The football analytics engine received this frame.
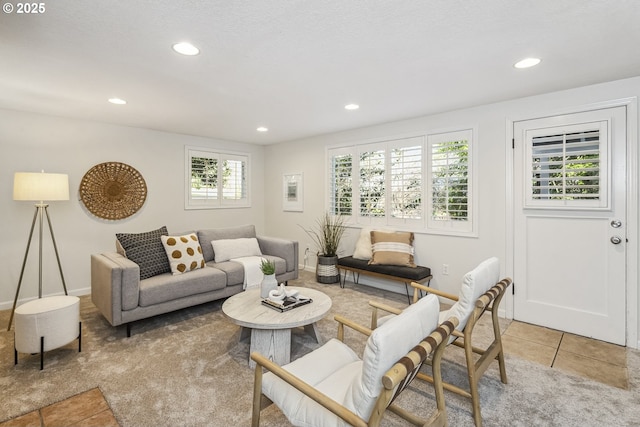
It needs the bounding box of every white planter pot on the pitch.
[260,273,278,298]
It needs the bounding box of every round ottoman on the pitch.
[14,295,81,370]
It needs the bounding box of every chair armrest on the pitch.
[334,314,373,342]
[368,300,403,329]
[411,282,459,302]
[251,352,368,427]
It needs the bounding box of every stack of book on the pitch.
[261,296,313,312]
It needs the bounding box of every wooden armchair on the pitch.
[370,257,513,427]
[251,293,459,427]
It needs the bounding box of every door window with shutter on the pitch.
[525,122,609,209]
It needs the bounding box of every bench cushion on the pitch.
[338,256,431,281]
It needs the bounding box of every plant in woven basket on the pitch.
[260,258,276,275]
[301,212,347,257]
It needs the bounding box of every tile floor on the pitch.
[502,320,629,389]
[0,388,118,427]
[0,320,629,426]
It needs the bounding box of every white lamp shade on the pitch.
[13,172,70,201]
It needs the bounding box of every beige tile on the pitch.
[559,333,627,367]
[76,410,119,427]
[41,388,108,427]
[0,410,41,427]
[554,350,629,389]
[502,334,557,366]
[504,321,563,348]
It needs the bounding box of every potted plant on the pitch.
[302,212,347,284]
[260,259,277,298]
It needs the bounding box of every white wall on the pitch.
[2,76,638,346]
[0,110,266,307]
[264,76,640,347]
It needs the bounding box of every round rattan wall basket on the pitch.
[79,162,147,220]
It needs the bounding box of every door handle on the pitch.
[610,236,622,245]
[611,220,622,228]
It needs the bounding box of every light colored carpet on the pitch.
[1,271,638,426]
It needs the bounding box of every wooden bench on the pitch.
[337,256,432,303]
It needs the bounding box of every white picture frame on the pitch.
[283,173,303,212]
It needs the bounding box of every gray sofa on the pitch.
[91,225,298,336]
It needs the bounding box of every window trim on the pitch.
[184,145,251,210]
[426,129,475,235]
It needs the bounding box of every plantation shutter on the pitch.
[222,156,247,203]
[389,138,423,222]
[427,129,473,233]
[359,147,386,218]
[526,122,608,209]
[189,150,219,204]
[329,149,353,216]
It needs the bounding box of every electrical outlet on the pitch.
[442,264,449,275]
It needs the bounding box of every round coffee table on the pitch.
[222,287,332,368]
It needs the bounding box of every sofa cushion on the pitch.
[206,260,245,285]
[208,255,287,285]
[211,237,262,262]
[197,225,256,262]
[116,226,171,280]
[138,266,227,307]
[161,233,206,275]
[369,230,416,267]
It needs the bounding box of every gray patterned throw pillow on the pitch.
[116,226,171,280]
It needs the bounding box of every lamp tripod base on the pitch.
[7,204,68,331]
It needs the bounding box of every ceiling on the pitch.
[1,1,639,145]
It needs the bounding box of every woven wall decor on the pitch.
[79,162,147,220]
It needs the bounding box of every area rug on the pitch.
[1,271,638,426]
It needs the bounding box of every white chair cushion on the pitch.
[262,338,360,427]
[356,293,439,419]
[446,257,500,331]
[262,294,440,426]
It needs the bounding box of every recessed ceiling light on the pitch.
[172,42,200,56]
[108,98,127,105]
[256,127,268,132]
[514,57,541,69]
[345,104,360,110]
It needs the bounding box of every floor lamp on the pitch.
[7,171,70,331]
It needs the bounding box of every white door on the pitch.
[513,106,626,345]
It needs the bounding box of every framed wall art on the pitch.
[282,173,303,212]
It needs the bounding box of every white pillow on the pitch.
[211,237,262,262]
[352,228,374,260]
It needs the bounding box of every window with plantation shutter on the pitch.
[328,132,473,234]
[329,149,353,215]
[427,130,473,233]
[526,122,608,209]
[359,147,386,219]
[185,147,250,209]
[390,142,422,222]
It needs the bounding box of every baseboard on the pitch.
[299,264,407,296]
[0,287,91,311]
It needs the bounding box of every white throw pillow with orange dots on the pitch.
[161,233,206,275]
